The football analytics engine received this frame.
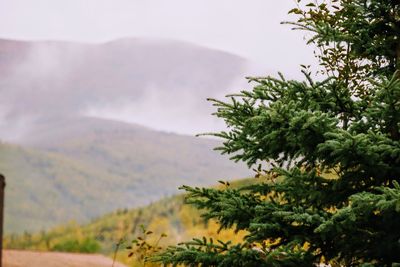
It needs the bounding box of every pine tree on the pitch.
[152,0,400,266]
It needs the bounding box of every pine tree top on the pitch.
[151,1,400,266]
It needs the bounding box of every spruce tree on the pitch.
[153,0,400,266]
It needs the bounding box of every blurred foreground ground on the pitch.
[3,249,127,267]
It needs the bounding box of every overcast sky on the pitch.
[0,0,315,71]
[0,0,319,137]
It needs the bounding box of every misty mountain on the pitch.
[0,38,248,138]
[0,38,252,234]
[1,116,250,234]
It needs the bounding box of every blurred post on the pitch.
[0,174,5,267]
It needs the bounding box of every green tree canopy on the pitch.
[153,0,400,266]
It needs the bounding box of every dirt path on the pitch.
[3,249,127,267]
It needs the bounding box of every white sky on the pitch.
[0,0,315,71]
[0,0,319,136]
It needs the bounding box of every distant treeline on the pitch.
[5,178,256,265]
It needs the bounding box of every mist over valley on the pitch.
[0,38,253,233]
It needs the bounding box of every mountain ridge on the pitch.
[0,37,251,234]
[0,36,249,137]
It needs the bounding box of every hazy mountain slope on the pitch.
[0,117,250,234]
[0,38,248,137]
[0,37,251,234]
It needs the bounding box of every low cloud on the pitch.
[0,38,250,140]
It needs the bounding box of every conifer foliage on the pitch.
[153,0,400,266]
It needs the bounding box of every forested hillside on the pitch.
[4,178,257,266]
[0,37,252,235]
[0,117,250,234]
